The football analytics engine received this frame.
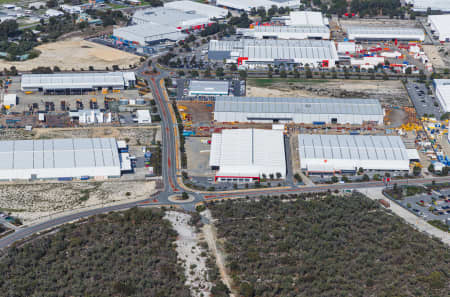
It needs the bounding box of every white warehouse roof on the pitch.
[0,138,121,180]
[113,23,187,45]
[214,96,384,124]
[209,129,286,180]
[434,79,450,112]
[216,0,298,11]
[407,0,450,12]
[240,25,330,40]
[132,7,209,27]
[346,26,425,41]
[428,15,450,42]
[188,80,229,96]
[164,1,228,19]
[284,11,328,26]
[21,72,135,91]
[208,39,338,66]
[298,134,410,173]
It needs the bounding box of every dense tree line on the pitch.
[208,193,450,297]
[314,0,403,17]
[0,208,191,296]
[0,20,38,60]
[229,13,252,28]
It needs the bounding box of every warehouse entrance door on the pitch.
[331,118,337,124]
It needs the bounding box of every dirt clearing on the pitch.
[0,180,156,224]
[165,211,213,297]
[422,45,447,70]
[247,79,410,107]
[1,37,141,71]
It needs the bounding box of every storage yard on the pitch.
[247,79,411,107]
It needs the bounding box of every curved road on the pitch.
[1,66,449,249]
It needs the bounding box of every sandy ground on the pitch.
[0,181,156,224]
[165,211,213,297]
[422,45,446,69]
[1,37,141,71]
[362,187,450,246]
[2,126,162,147]
[202,209,236,297]
[247,80,410,107]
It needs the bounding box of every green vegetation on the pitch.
[248,78,329,88]
[0,208,191,296]
[428,220,450,233]
[208,193,450,297]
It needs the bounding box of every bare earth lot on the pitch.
[0,181,156,224]
[247,79,410,107]
[1,37,141,71]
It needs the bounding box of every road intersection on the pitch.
[1,66,450,249]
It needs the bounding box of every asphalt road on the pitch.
[1,64,450,250]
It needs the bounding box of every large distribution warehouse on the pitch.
[428,15,450,42]
[239,25,330,40]
[216,0,298,11]
[213,96,384,124]
[208,39,338,68]
[0,138,123,180]
[434,79,450,112]
[346,26,425,41]
[274,11,329,26]
[21,72,136,94]
[114,2,227,46]
[298,134,410,174]
[407,0,450,12]
[209,129,286,182]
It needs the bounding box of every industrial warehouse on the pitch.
[428,15,450,42]
[273,11,329,26]
[298,134,411,174]
[209,129,286,182]
[407,0,450,12]
[345,26,425,41]
[216,0,298,11]
[238,25,330,40]
[188,80,230,96]
[434,79,450,112]
[208,39,338,68]
[20,72,136,94]
[213,96,384,124]
[113,1,227,46]
[0,138,124,181]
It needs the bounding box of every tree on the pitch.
[181,192,189,200]
[216,67,224,77]
[240,282,255,297]
[276,172,282,179]
[239,69,247,80]
[331,176,339,183]
[413,165,421,176]
[428,163,435,173]
[362,174,369,181]
[305,68,313,78]
[230,64,237,71]
[280,70,287,78]
[204,67,212,77]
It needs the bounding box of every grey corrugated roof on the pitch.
[0,138,119,170]
[209,39,337,60]
[114,22,187,43]
[253,25,329,34]
[214,97,383,115]
[346,26,424,36]
[189,80,229,93]
[133,7,207,26]
[298,134,408,161]
[21,72,131,90]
